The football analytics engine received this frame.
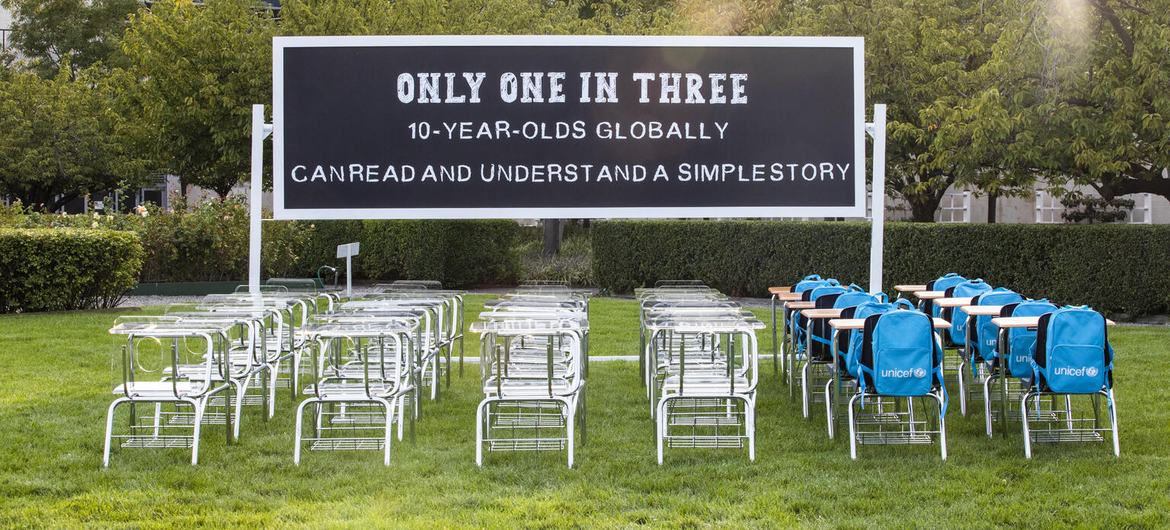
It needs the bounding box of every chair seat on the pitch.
[113,381,205,399]
[304,381,399,399]
[483,378,576,398]
[661,374,751,395]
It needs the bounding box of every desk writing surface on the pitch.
[993,316,1116,328]
[785,301,815,310]
[777,292,803,301]
[962,305,1004,316]
[894,284,927,293]
[802,308,844,319]
[914,290,945,299]
[935,297,974,308]
[769,286,792,295]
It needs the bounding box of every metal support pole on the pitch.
[249,104,273,298]
[867,104,887,295]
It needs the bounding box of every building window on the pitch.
[936,191,971,223]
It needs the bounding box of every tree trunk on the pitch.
[542,219,563,257]
[987,192,998,223]
[907,192,946,222]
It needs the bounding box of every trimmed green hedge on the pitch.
[360,220,520,287]
[3,202,519,288]
[0,228,143,312]
[593,221,1170,317]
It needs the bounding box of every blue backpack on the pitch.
[839,299,914,377]
[968,288,1025,364]
[1031,307,1113,394]
[792,285,849,354]
[924,273,967,318]
[857,311,946,406]
[945,279,993,346]
[999,300,1057,379]
[806,291,884,362]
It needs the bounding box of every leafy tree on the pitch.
[0,0,138,78]
[776,0,1040,221]
[1019,0,1170,202]
[118,0,275,198]
[0,66,145,211]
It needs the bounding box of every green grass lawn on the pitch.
[0,295,1167,528]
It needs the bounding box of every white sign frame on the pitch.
[271,35,866,221]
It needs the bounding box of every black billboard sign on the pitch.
[273,36,864,219]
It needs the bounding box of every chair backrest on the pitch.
[1033,307,1113,394]
[944,279,993,345]
[839,300,913,375]
[1001,300,1057,378]
[970,288,1025,362]
[924,273,967,318]
[858,310,943,397]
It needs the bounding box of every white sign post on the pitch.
[336,242,360,296]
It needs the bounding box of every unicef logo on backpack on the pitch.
[879,367,929,378]
[1053,366,1101,377]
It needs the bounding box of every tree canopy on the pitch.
[0,0,1167,220]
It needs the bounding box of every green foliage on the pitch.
[0,227,142,312]
[118,0,275,197]
[0,66,146,211]
[1060,191,1134,224]
[361,220,520,287]
[518,232,594,287]
[1,203,518,286]
[593,220,1170,316]
[0,0,138,77]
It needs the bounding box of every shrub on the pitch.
[1,202,518,287]
[361,220,520,287]
[519,233,595,287]
[593,220,1170,317]
[0,228,143,312]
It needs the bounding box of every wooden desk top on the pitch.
[992,316,1116,329]
[802,308,844,319]
[776,292,803,301]
[829,317,951,330]
[768,286,792,295]
[935,297,974,308]
[894,284,927,293]
[785,301,815,310]
[914,290,946,299]
[961,305,1004,316]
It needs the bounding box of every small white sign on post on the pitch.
[336,242,360,296]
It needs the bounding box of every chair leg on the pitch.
[475,398,488,467]
[293,398,313,466]
[1021,392,1033,459]
[935,393,948,461]
[190,400,206,466]
[801,362,811,419]
[656,398,669,465]
[983,373,995,438]
[745,396,756,462]
[102,398,129,468]
[1107,389,1120,457]
[957,359,967,416]
[565,400,575,469]
[824,377,835,439]
[381,399,394,466]
[848,393,861,460]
